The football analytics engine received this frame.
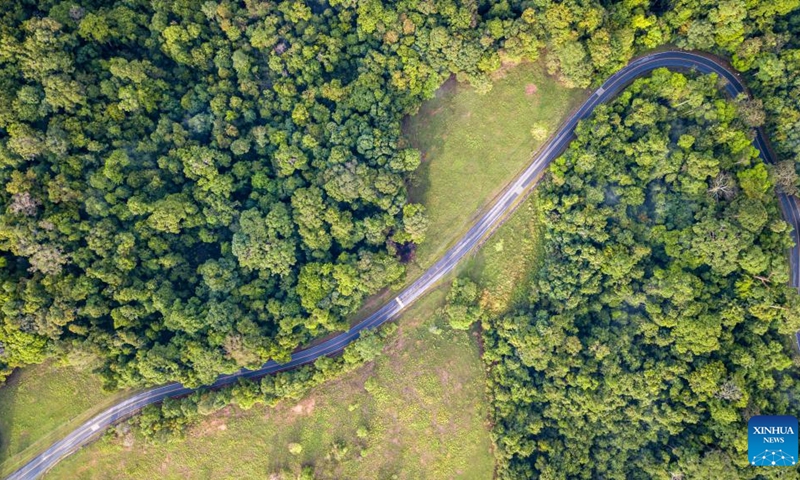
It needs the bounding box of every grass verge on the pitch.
[45,290,493,480]
[0,362,128,477]
[468,193,544,316]
[404,60,585,274]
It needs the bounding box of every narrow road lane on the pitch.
[5,49,797,480]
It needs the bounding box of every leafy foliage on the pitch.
[484,70,800,479]
[130,326,392,441]
[441,278,483,331]
[0,0,507,388]
[1,6,800,477]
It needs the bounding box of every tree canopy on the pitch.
[0,0,508,388]
[0,0,799,403]
[483,70,800,480]
[1,1,800,478]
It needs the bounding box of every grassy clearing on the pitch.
[0,362,127,477]
[468,193,544,316]
[347,60,583,324]
[404,60,585,274]
[46,290,493,480]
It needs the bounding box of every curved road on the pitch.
[6,50,798,480]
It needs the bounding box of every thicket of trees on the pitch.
[1,4,800,470]
[440,277,483,330]
[0,0,516,388]
[483,69,800,478]
[470,3,800,478]
[128,325,391,441]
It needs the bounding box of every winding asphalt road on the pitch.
[6,50,798,480]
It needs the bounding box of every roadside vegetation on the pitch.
[0,44,566,478]
[45,291,493,480]
[469,194,544,316]
[404,62,584,271]
[34,54,556,479]
[5,0,800,394]
[0,39,564,478]
[0,362,125,477]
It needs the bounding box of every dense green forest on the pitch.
[2,0,800,478]
[0,0,509,388]
[483,69,800,478]
[474,2,800,478]
[0,0,799,448]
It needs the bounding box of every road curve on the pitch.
[6,50,798,480]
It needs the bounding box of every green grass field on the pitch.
[0,362,127,477]
[405,61,586,273]
[46,291,494,480]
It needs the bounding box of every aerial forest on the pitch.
[479,3,800,479]
[484,68,800,479]
[2,1,800,473]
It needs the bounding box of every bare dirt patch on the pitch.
[290,397,316,417]
[259,362,374,424]
[436,366,462,395]
[159,453,172,473]
[388,327,409,353]
[525,83,538,95]
[190,412,230,438]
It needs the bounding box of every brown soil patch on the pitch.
[159,453,172,473]
[436,365,462,395]
[525,83,538,95]
[179,406,235,439]
[418,448,435,468]
[387,411,403,446]
[260,361,374,424]
[190,412,230,438]
[388,326,409,353]
[290,397,316,417]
